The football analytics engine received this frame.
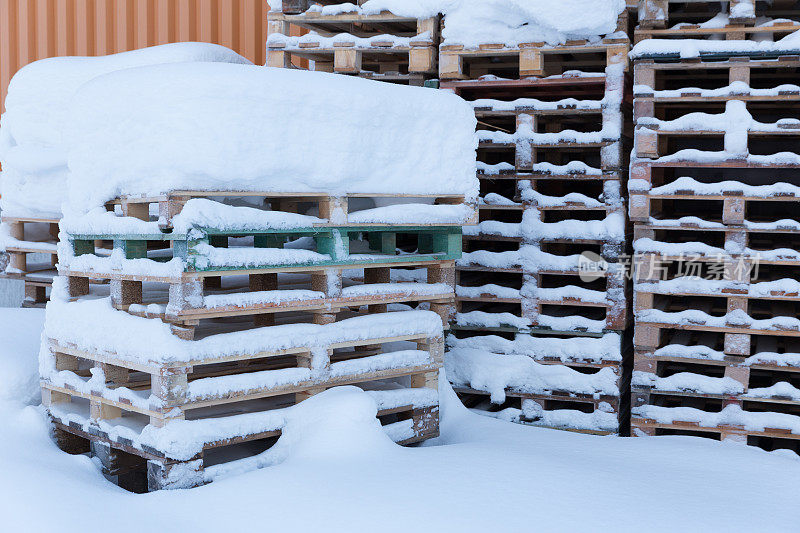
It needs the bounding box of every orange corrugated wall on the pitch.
[0,0,291,113]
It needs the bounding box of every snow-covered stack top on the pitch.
[630,30,800,59]
[439,0,626,49]
[64,63,478,213]
[0,42,251,217]
[275,0,627,48]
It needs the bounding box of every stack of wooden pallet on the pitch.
[630,0,800,453]
[0,216,59,306]
[442,11,636,435]
[43,191,472,491]
[267,2,439,85]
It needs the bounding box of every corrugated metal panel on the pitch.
[0,0,288,113]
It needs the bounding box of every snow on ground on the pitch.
[0,307,44,404]
[0,308,797,532]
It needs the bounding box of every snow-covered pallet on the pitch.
[632,318,800,453]
[633,55,800,94]
[635,18,800,44]
[446,332,632,434]
[630,159,800,223]
[637,0,784,30]
[268,10,439,41]
[634,122,800,160]
[439,36,630,81]
[629,178,800,224]
[634,222,800,265]
[267,9,439,84]
[280,0,365,16]
[64,261,457,337]
[456,267,630,334]
[0,216,60,305]
[441,71,631,338]
[108,190,477,230]
[42,309,443,491]
[631,404,800,451]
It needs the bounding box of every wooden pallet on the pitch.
[280,0,364,15]
[634,312,800,357]
[457,266,630,331]
[637,0,797,29]
[107,190,476,230]
[631,195,800,231]
[633,56,800,94]
[67,223,462,278]
[47,367,439,492]
[42,332,442,430]
[630,160,800,219]
[65,261,456,335]
[268,42,437,76]
[268,10,439,41]
[43,304,443,492]
[633,226,800,272]
[440,37,630,80]
[441,75,610,102]
[454,379,629,435]
[443,327,631,438]
[630,182,800,224]
[635,20,800,43]
[634,126,800,160]
[633,352,800,399]
[630,414,800,443]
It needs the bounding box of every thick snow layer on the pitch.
[172,199,324,232]
[347,204,474,225]
[633,371,745,396]
[0,43,251,217]
[65,63,478,213]
[630,31,800,59]
[1,375,799,531]
[635,403,800,435]
[447,332,622,363]
[0,309,45,404]
[446,347,619,403]
[45,296,443,365]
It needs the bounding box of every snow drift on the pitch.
[0,42,251,217]
[64,62,478,212]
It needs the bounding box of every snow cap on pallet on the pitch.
[0,42,251,217]
[64,62,478,212]
[630,30,800,59]
[308,0,626,47]
[439,0,627,48]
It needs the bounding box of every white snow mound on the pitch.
[0,42,251,217]
[0,308,45,405]
[64,62,478,212]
